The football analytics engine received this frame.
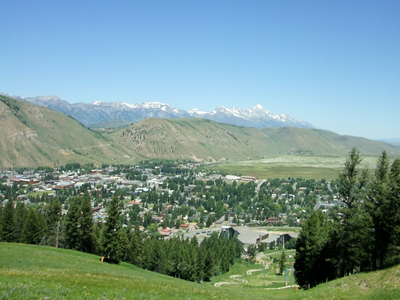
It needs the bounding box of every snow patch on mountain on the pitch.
[4,92,314,129]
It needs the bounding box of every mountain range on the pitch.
[2,93,314,129]
[1,94,399,168]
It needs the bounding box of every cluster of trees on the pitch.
[294,148,400,289]
[126,229,243,282]
[0,198,61,246]
[0,195,243,283]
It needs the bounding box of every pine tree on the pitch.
[101,196,122,263]
[20,207,40,244]
[128,225,144,266]
[368,151,390,269]
[336,147,370,276]
[279,250,286,275]
[388,158,400,262]
[0,205,2,240]
[64,196,81,250]
[294,210,332,289]
[368,154,400,269]
[118,227,130,262]
[0,198,16,242]
[79,196,94,253]
[15,201,27,242]
[45,199,61,247]
[203,249,214,281]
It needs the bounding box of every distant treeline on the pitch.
[294,148,400,289]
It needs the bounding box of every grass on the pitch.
[1,243,400,299]
[203,155,380,180]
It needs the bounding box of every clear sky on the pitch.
[1,1,399,140]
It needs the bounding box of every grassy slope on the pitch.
[0,95,135,168]
[1,243,400,300]
[110,118,400,163]
[110,118,281,161]
[1,94,399,168]
[262,127,400,157]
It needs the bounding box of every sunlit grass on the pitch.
[1,243,399,299]
[204,155,380,180]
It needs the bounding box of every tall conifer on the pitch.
[101,196,122,263]
[0,198,16,242]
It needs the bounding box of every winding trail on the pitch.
[214,259,298,289]
[214,275,248,287]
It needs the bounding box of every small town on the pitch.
[0,161,342,253]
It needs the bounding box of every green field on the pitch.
[203,155,380,180]
[1,243,400,299]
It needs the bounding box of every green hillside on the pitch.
[262,127,400,157]
[0,95,136,168]
[1,243,399,299]
[110,117,281,161]
[110,118,400,162]
[1,94,399,168]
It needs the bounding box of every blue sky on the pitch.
[1,1,399,140]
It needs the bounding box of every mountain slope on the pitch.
[109,118,280,161]
[262,127,399,156]
[0,95,135,168]
[108,118,400,162]
[1,94,398,168]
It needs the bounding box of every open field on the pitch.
[203,155,382,180]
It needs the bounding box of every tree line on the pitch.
[0,195,243,283]
[294,148,400,289]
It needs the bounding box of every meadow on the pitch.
[204,155,380,180]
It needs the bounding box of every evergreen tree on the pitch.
[92,221,103,255]
[64,197,81,250]
[368,154,400,269]
[336,147,370,276]
[20,207,40,244]
[294,210,332,289]
[203,249,214,281]
[128,225,144,266]
[279,250,286,275]
[15,201,27,242]
[118,227,130,262]
[45,199,62,247]
[101,196,123,263]
[388,158,400,263]
[0,205,3,240]
[0,198,16,242]
[79,196,95,253]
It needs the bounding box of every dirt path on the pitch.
[214,275,248,287]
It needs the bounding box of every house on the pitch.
[240,176,257,182]
[232,226,269,251]
[54,181,75,190]
[277,233,299,248]
[158,228,171,236]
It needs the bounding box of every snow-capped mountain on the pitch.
[2,93,314,129]
[189,104,312,128]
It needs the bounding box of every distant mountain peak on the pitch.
[4,92,314,129]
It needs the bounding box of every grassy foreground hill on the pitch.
[1,243,400,299]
